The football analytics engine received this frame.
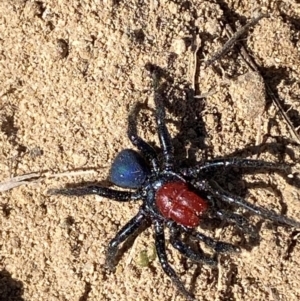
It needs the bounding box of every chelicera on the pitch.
[49,71,300,301]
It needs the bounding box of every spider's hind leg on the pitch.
[154,220,196,301]
[106,210,146,271]
[168,223,217,266]
[183,227,240,254]
[215,209,259,240]
[207,180,300,228]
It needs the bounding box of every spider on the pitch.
[49,71,300,301]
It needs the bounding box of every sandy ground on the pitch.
[1,1,300,301]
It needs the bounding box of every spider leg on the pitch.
[179,225,239,253]
[215,209,259,239]
[152,74,174,171]
[207,180,300,228]
[48,186,141,202]
[168,224,217,266]
[127,102,160,172]
[106,210,146,271]
[181,158,290,177]
[154,220,196,301]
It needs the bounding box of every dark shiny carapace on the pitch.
[156,182,208,228]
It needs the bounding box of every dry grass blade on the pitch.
[0,173,40,192]
[0,169,97,192]
[204,12,268,67]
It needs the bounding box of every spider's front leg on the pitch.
[48,186,141,201]
[127,102,160,172]
[151,70,175,171]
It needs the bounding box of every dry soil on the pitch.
[1,1,300,301]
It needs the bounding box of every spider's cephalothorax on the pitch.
[110,148,209,228]
[49,73,300,301]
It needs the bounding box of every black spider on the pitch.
[49,71,300,301]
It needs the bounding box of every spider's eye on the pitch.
[109,149,150,189]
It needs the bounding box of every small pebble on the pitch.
[171,38,187,55]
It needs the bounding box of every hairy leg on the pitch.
[207,180,300,228]
[181,158,290,178]
[168,225,217,266]
[106,210,146,271]
[181,226,240,253]
[216,209,259,239]
[48,186,141,201]
[152,72,174,171]
[127,102,159,172]
[154,220,196,301]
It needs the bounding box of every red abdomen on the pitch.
[155,181,208,228]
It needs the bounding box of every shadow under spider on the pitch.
[0,269,25,301]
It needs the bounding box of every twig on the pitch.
[192,35,202,92]
[215,256,223,301]
[44,169,98,178]
[0,169,98,192]
[224,22,300,144]
[0,173,40,192]
[204,12,268,68]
